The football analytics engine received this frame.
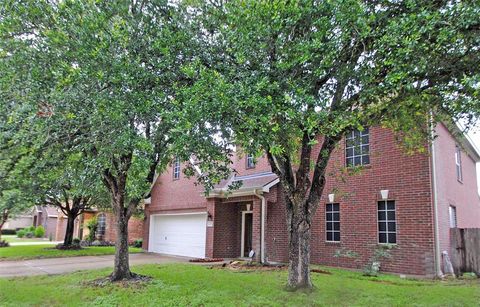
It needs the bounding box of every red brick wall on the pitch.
[103,213,144,243]
[212,202,241,258]
[144,126,480,276]
[433,123,480,255]
[264,126,436,276]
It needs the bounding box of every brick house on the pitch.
[143,123,480,276]
[55,210,144,243]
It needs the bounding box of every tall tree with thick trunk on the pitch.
[0,0,228,280]
[185,0,480,290]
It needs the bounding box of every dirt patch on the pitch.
[189,258,224,263]
[87,273,152,288]
[212,260,287,272]
[310,269,332,275]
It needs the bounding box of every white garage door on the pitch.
[149,213,207,258]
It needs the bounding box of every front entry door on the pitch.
[242,212,253,257]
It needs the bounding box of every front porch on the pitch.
[206,196,263,261]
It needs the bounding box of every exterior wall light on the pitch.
[380,190,389,200]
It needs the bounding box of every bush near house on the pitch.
[34,226,45,238]
[16,229,26,238]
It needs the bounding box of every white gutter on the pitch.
[430,122,443,277]
[254,189,266,264]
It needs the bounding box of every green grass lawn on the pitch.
[0,264,478,306]
[2,235,51,243]
[0,244,142,261]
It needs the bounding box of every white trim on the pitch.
[189,157,203,175]
[149,212,207,217]
[262,178,280,193]
[240,210,253,258]
[431,121,443,277]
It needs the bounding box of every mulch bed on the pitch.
[213,260,287,272]
[311,269,332,275]
[53,244,83,250]
[189,258,224,263]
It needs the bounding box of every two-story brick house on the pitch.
[142,123,480,276]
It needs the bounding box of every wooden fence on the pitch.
[450,228,480,276]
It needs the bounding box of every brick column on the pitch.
[142,208,150,250]
[206,198,217,258]
[252,198,262,262]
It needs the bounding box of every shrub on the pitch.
[72,238,81,245]
[34,225,46,238]
[25,231,34,238]
[49,233,53,241]
[0,240,9,248]
[133,239,143,248]
[27,226,35,232]
[1,229,16,235]
[86,217,98,242]
[363,244,396,277]
[17,229,26,238]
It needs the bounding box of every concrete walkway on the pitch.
[9,241,62,246]
[0,253,188,278]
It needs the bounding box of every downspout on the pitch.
[254,190,266,264]
[430,122,443,277]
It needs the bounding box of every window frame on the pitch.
[449,205,457,228]
[377,200,397,245]
[173,157,181,180]
[455,145,463,182]
[246,153,256,169]
[345,128,370,167]
[325,203,341,243]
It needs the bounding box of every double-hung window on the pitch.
[378,200,397,244]
[449,205,457,228]
[246,153,255,169]
[173,157,181,180]
[346,128,370,167]
[326,203,340,242]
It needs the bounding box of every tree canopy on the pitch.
[181,0,480,289]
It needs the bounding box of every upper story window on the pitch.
[246,153,255,169]
[326,203,340,242]
[455,145,463,182]
[346,128,370,167]
[378,200,396,244]
[449,205,457,228]
[173,157,181,180]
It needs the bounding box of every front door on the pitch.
[242,212,253,257]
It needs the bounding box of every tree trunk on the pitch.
[110,207,132,281]
[286,202,312,290]
[0,223,4,241]
[63,213,76,246]
[0,210,8,242]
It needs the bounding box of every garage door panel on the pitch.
[149,213,207,258]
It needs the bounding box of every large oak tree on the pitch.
[184,0,480,289]
[1,0,230,280]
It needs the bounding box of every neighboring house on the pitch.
[33,205,59,239]
[143,123,480,277]
[55,210,144,243]
[3,213,33,230]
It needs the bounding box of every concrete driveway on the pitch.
[0,253,189,278]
